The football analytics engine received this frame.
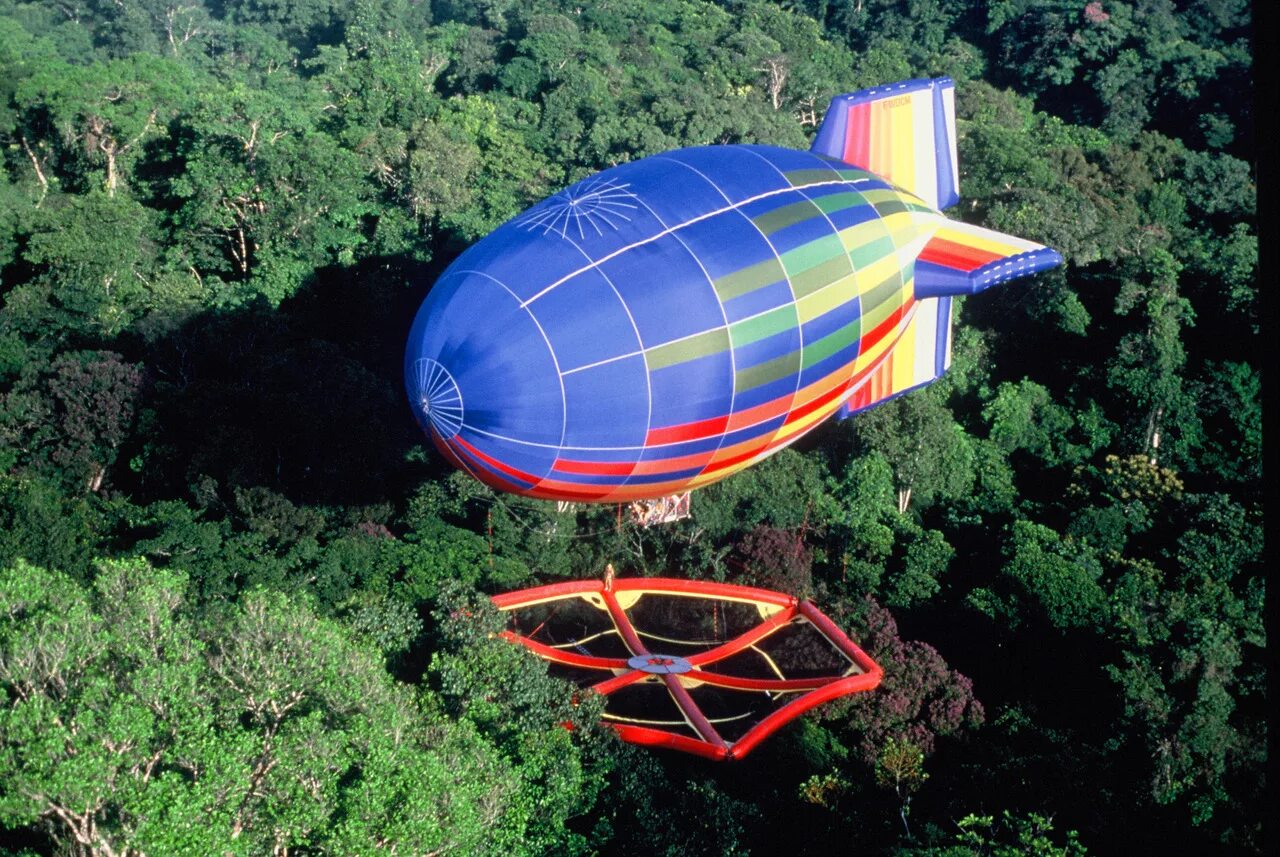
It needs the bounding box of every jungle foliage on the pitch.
[0,0,1261,854]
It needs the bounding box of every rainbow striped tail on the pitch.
[913,220,1063,298]
[837,293,955,420]
[813,74,1067,423]
[835,218,1063,422]
[811,77,959,211]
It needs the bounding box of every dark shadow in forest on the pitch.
[119,254,454,508]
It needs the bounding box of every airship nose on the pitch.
[405,269,565,486]
[409,358,463,439]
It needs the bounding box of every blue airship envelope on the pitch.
[406,77,1063,503]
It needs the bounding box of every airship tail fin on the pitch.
[837,295,954,420]
[914,220,1064,299]
[811,77,959,211]
[836,220,1065,419]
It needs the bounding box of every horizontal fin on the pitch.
[811,77,959,211]
[915,221,1063,298]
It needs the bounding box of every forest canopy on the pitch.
[0,0,1262,855]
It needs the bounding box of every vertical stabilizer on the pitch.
[811,77,959,211]
[837,295,953,420]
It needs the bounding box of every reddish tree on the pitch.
[822,595,984,764]
[735,524,813,595]
[46,351,143,492]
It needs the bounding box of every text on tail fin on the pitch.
[811,77,959,212]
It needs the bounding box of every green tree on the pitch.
[982,379,1087,467]
[1103,491,1264,836]
[0,559,603,855]
[0,476,102,581]
[1106,247,1199,466]
[876,737,928,840]
[848,388,975,514]
[821,451,897,595]
[693,447,827,542]
[12,53,194,197]
[168,75,374,303]
[19,192,166,336]
[901,810,1087,856]
[821,452,957,609]
[427,582,614,855]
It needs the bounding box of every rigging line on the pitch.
[524,602,561,640]
[750,643,787,682]
[704,711,759,724]
[636,628,729,646]
[602,713,691,727]
[482,493,632,542]
[546,628,622,648]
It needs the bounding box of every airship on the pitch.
[405,77,1063,503]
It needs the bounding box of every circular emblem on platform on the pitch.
[628,653,693,675]
[412,358,463,440]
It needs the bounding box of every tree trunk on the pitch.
[760,57,788,110]
[20,135,49,206]
[1145,406,1164,465]
[104,147,117,197]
